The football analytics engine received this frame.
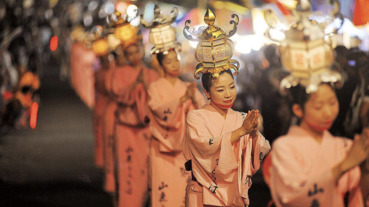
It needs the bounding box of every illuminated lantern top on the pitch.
[183,9,239,79]
[264,0,342,93]
[141,4,180,54]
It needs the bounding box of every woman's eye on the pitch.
[230,85,235,89]
[217,90,224,92]
[314,106,322,110]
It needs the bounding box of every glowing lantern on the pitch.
[183,9,239,79]
[264,0,342,93]
[50,36,58,51]
[141,4,180,54]
[90,25,109,56]
[30,102,38,129]
[92,38,108,56]
[114,23,137,42]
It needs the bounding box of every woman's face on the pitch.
[124,44,143,66]
[299,84,339,132]
[206,72,237,109]
[162,50,180,77]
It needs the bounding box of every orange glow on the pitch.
[30,102,39,129]
[114,24,136,42]
[50,36,58,51]
[92,39,109,56]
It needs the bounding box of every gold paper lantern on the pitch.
[114,23,137,42]
[92,38,109,56]
[183,9,239,79]
[108,10,140,48]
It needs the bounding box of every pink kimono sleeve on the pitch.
[185,111,237,173]
[186,111,229,157]
[271,140,336,206]
[249,132,271,175]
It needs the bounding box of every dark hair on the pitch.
[201,69,234,92]
[156,52,166,66]
[288,84,310,111]
[287,82,336,111]
[156,49,176,66]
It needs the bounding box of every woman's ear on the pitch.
[292,104,304,118]
[203,89,210,100]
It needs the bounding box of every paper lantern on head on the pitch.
[264,0,343,93]
[183,9,239,79]
[108,9,141,48]
[141,4,181,54]
[90,25,109,56]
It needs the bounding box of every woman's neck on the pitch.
[300,121,324,144]
[165,74,177,86]
[210,101,228,118]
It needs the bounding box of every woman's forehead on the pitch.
[164,51,177,59]
[308,84,336,102]
[212,73,234,86]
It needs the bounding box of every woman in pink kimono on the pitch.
[183,69,271,207]
[148,49,206,207]
[269,83,369,207]
[111,40,159,207]
[90,28,113,169]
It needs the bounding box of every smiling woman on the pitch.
[182,9,271,207]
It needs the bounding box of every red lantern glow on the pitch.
[50,36,58,51]
[30,102,39,129]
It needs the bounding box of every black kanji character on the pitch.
[164,108,172,114]
[208,184,218,194]
[308,184,324,197]
[259,152,264,161]
[311,199,320,207]
[158,182,168,190]
[209,138,214,145]
[159,191,167,202]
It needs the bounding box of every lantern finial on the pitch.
[184,9,239,79]
[204,9,215,26]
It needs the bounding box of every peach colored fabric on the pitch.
[112,65,159,207]
[148,78,206,207]
[102,65,118,194]
[93,65,110,168]
[70,42,95,109]
[183,107,271,206]
[102,99,117,194]
[270,126,364,207]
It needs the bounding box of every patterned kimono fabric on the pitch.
[270,126,364,207]
[93,59,112,168]
[183,107,271,206]
[112,65,158,207]
[148,77,206,207]
[102,64,118,194]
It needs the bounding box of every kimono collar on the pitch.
[288,125,333,144]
